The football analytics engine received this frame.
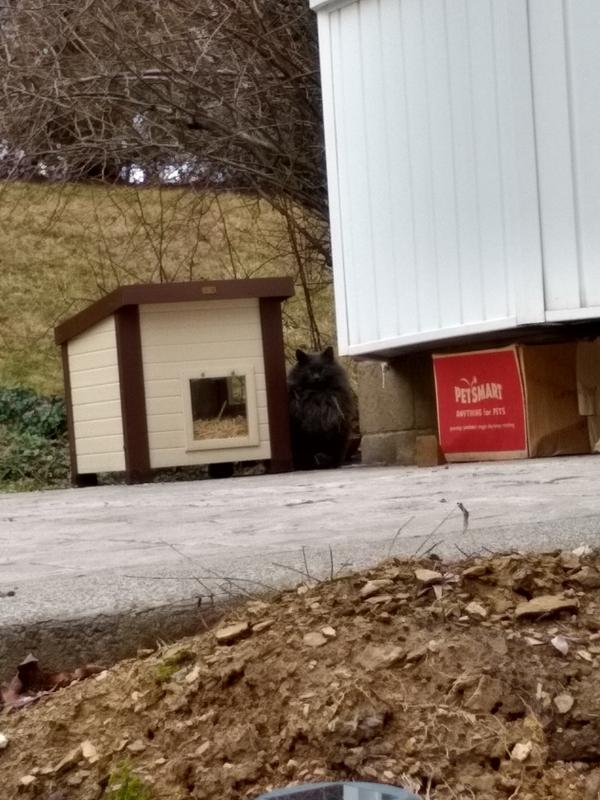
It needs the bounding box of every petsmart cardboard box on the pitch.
[577,339,600,452]
[433,344,590,462]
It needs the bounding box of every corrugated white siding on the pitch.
[68,316,125,473]
[529,0,600,320]
[139,299,271,468]
[314,0,600,355]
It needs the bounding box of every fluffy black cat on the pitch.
[288,346,353,470]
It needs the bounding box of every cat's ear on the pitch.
[321,346,334,362]
[296,349,309,365]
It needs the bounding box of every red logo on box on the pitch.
[433,348,527,457]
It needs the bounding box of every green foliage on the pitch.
[0,387,66,438]
[0,426,69,491]
[153,662,179,684]
[0,387,69,491]
[153,646,195,684]
[106,762,153,800]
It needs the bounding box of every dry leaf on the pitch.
[551,635,570,656]
[215,622,250,645]
[52,746,82,775]
[515,595,578,619]
[364,594,393,605]
[577,649,593,662]
[185,666,201,684]
[465,601,487,620]
[524,637,544,646]
[0,654,102,709]
[511,741,532,762]
[195,741,211,757]
[553,693,574,714]
[573,545,592,557]
[414,568,443,586]
[360,579,392,599]
[81,740,98,763]
[252,619,274,633]
[303,632,328,648]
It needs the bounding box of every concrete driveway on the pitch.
[0,456,599,675]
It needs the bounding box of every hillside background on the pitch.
[0,182,334,396]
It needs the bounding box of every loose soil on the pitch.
[3,550,600,800]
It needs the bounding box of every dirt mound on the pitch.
[3,549,600,799]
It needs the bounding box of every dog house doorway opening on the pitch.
[185,367,258,450]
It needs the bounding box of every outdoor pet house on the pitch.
[55,278,294,485]
[311,0,600,358]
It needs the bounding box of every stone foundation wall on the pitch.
[357,354,438,466]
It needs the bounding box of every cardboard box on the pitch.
[433,344,590,462]
[576,339,600,452]
[415,434,446,467]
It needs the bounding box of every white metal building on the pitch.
[311,0,600,357]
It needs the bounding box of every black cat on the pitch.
[288,346,353,470]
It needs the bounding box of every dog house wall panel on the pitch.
[139,299,271,469]
[66,316,126,473]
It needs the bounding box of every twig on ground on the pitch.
[271,561,316,583]
[455,544,472,559]
[159,540,275,600]
[333,560,353,579]
[123,573,275,591]
[507,780,523,800]
[387,515,415,558]
[414,507,457,557]
[424,775,433,799]
[457,501,470,533]
[302,545,316,582]
[160,542,215,599]
[421,540,443,557]
[273,547,353,585]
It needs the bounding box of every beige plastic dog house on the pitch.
[55,278,294,485]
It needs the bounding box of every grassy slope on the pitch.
[0,182,333,395]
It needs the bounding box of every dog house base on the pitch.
[73,458,291,488]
